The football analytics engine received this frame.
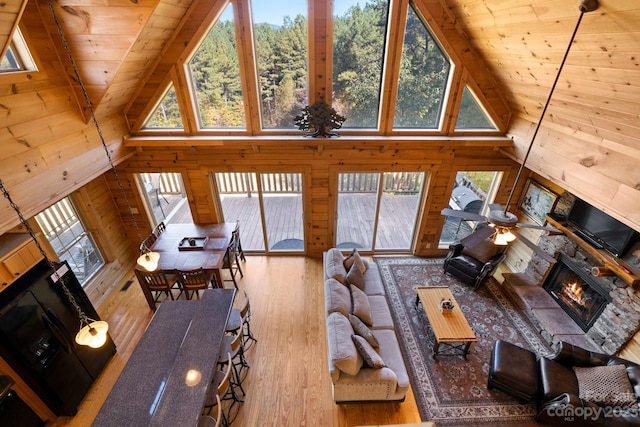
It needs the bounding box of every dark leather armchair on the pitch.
[537,341,640,426]
[443,239,506,290]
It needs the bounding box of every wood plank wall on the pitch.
[118,141,522,258]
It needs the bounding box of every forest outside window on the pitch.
[138,0,502,136]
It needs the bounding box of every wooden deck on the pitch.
[160,192,423,253]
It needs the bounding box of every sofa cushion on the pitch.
[350,285,373,325]
[349,314,379,348]
[325,248,348,284]
[361,263,385,296]
[327,312,363,376]
[345,263,366,291]
[325,278,351,316]
[372,329,410,389]
[573,365,637,407]
[352,335,385,369]
[344,249,368,273]
[367,295,395,330]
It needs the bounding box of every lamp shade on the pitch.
[75,320,109,348]
[493,228,516,246]
[137,251,160,271]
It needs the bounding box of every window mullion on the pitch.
[235,0,261,134]
[379,0,408,134]
[309,0,332,105]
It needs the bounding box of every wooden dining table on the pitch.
[151,222,236,287]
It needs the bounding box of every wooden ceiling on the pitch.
[1,0,639,226]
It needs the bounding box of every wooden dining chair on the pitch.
[140,233,157,252]
[233,221,246,262]
[134,268,181,311]
[153,221,166,238]
[222,233,243,289]
[177,268,215,300]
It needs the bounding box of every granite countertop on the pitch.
[93,288,235,426]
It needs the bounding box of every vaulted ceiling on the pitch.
[2,0,639,229]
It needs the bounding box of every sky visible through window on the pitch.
[219,0,362,25]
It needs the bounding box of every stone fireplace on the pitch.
[503,234,640,354]
[542,253,610,332]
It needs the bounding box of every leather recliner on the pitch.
[443,239,506,290]
[536,341,640,426]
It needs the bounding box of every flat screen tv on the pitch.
[567,198,637,257]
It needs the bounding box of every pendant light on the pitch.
[0,181,109,348]
[47,1,160,271]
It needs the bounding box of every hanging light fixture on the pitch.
[137,247,160,271]
[493,228,516,246]
[0,181,109,348]
[47,1,160,272]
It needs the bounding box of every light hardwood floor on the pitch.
[46,256,421,427]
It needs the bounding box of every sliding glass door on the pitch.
[336,172,425,252]
[213,172,304,253]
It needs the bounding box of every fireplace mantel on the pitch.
[546,216,640,287]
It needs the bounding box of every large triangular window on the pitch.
[1,28,37,74]
[252,0,308,129]
[394,4,451,129]
[143,84,183,129]
[188,3,246,129]
[455,86,496,130]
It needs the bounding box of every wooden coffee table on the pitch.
[415,286,477,357]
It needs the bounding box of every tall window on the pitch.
[394,4,451,129]
[35,198,104,285]
[332,0,389,128]
[252,0,308,129]
[189,3,246,129]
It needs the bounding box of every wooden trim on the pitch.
[123,134,513,147]
[235,0,261,134]
[379,0,409,134]
[308,0,332,104]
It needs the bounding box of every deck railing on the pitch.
[215,172,422,195]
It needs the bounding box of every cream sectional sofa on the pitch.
[323,248,409,403]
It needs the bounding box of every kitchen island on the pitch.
[93,288,234,426]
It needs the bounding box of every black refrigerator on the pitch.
[0,259,116,416]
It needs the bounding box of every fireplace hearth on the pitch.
[543,253,611,332]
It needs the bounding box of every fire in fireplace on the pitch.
[543,253,611,332]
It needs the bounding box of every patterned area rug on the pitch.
[375,256,552,426]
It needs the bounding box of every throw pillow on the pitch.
[350,284,373,326]
[461,239,500,264]
[326,312,363,376]
[325,278,351,316]
[344,249,368,273]
[325,248,348,284]
[345,263,365,291]
[349,314,379,348]
[573,365,637,407]
[352,335,385,369]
